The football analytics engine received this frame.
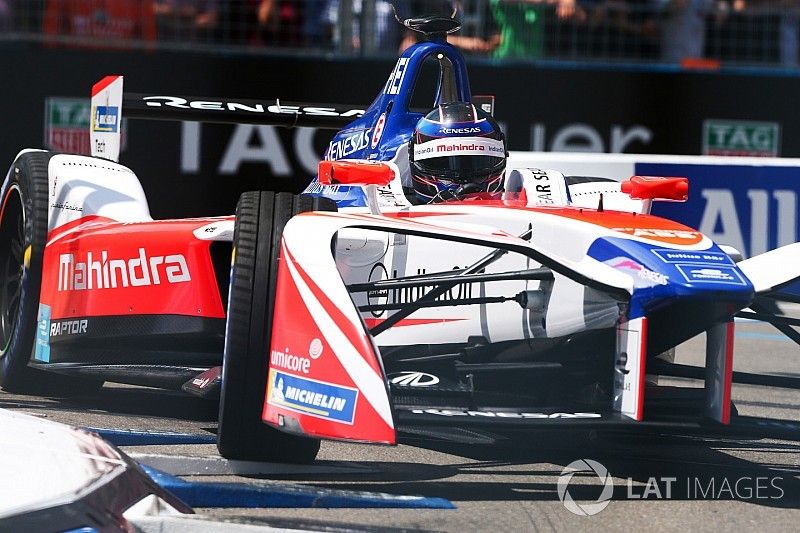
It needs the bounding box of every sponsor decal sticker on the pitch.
[371,113,386,149]
[34,304,51,362]
[270,348,312,374]
[413,138,505,160]
[703,119,780,157]
[411,409,601,419]
[611,227,704,245]
[304,182,342,195]
[366,262,475,318]
[417,118,493,137]
[58,248,191,291]
[50,319,88,337]
[529,168,557,204]
[142,96,364,118]
[268,369,358,424]
[614,228,700,240]
[309,338,323,359]
[439,126,481,135]
[327,130,370,160]
[192,376,213,389]
[676,264,747,286]
[608,258,668,286]
[50,201,83,213]
[193,221,235,241]
[389,371,440,387]
[652,249,732,265]
[385,57,409,95]
[92,105,119,133]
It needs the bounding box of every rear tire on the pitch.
[217,192,335,463]
[0,151,102,396]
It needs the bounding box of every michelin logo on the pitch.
[92,106,119,133]
[268,370,358,424]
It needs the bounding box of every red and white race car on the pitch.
[3,15,800,463]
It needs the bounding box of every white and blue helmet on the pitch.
[409,102,506,203]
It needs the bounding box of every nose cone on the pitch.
[588,236,754,352]
[589,236,755,309]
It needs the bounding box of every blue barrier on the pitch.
[141,465,455,509]
[85,428,216,446]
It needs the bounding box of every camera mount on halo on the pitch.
[393,2,461,39]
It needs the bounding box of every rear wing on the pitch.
[90,75,366,162]
[122,94,365,128]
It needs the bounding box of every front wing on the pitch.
[261,211,636,444]
[259,210,800,446]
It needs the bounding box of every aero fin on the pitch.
[613,316,647,421]
[90,76,123,162]
[705,321,734,425]
[738,242,800,293]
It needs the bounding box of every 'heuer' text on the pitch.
[58,248,191,291]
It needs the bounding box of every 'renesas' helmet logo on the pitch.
[439,126,482,134]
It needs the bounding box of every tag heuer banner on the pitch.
[44,97,91,155]
[703,120,781,157]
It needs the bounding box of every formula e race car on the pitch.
[3,14,800,464]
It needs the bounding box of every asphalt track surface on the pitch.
[2,318,799,531]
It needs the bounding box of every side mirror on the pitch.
[621,175,689,202]
[318,160,394,187]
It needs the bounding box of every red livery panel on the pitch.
[262,241,395,444]
[40,217,226,320]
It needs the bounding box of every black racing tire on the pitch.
[217,191,336,463]
[0,151,103,396]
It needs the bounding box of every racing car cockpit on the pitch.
[302,8,490,208]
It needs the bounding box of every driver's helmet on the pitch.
[409,102,506,203]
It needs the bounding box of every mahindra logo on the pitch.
[436,143,488,153]
[58,248,191,291]
[389,371,440,387]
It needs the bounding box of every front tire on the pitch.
[0,152,50,391]
[217,192,335,463]
[0,151,102,395]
